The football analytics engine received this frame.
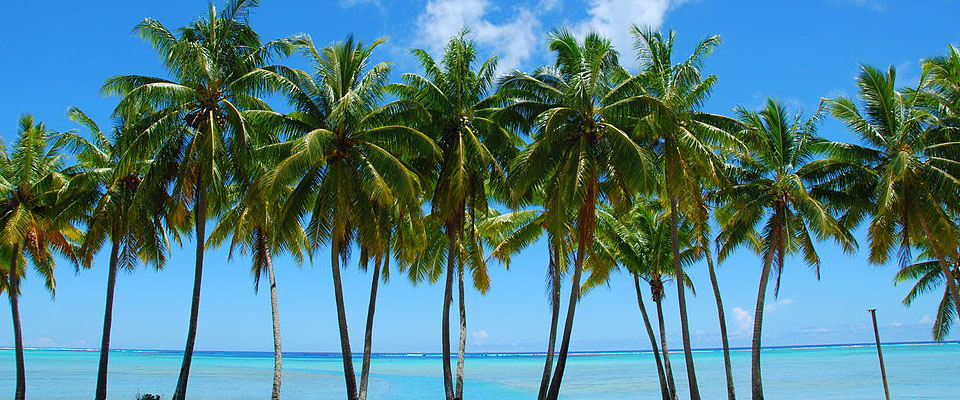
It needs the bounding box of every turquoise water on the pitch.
[0,343,956,399]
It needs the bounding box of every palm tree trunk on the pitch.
[918,215,960,320]
[95,237,122,400]
[634,274,670,400]
[537,245,561,400]
[545,178,597,400]
[260,235,283,400]
[173,188,207,400]
[442,224,458,400]
[358,253,385,400]
[655,294,678,400]
[8,243,25,400]
[331,238,359,400]
[704,248,735,400]
[751,258,773,400]
[455,264,467,400]
[667,194,700,400]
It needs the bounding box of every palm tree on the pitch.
[355,202,426,400]
[207,116,309,400]
[0,115,84,400]
[387,32,518,400]
[824,65,960,324]
[395,206,496,400]
[262,35,435,400]
[64,108,170,400]
[499,29,655,399]
[716,99,856,400]
[894,244,959,341]
[602,27,740,400]
[101,2,291,398]
[588,201,701,400]
[479,191,573,400]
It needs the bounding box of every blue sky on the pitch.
[0,0,958,353]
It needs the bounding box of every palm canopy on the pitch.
[716,99,857,294]
[0,115,84,294]
[500,29,655,214]
[259,34,437,252]
[388,31,520,227]
[102,0,292,221]
[206,112,309,289]
[63,107,170,272]
[894,244,958,341]
[824,65,960,266]
[587,202,697,294]
[630,27,743,208]
[398,208,495,293]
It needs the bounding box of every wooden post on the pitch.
[868,309,890,400]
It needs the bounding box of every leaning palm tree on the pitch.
[894,244,959,341]
[0,115,84,400]
[499,29,655,399]
[64,108,170,400]
[716,99,857,400]
[207,117,308,400]
[824,65,960,323]
[262,35,435,400]
[101,2,290,398]
[388,31,519,400]
[588,201,701,400]
[103,0,288,400]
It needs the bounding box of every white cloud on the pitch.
[472,329,490,344]
[765,298,794,313]
[575,0,688,62]
[732,306,753,334]
[415,0,541,71]
[919,314,933,324]
[888,321,903,328]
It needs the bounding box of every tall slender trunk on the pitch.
[455,264,467,400]
[655,294,678,400]
[173,187,207,400]
[537,245,561,400]
[704,247,735,400]
[259,235,283,400]
[442,225,458,400]
[634,274,670,400]
[95,236,122,400]
[8,243,25,400]
[331,238,359,400]
[918,215,960,320]
[358,252,386,400]
[545,177,597,400]
[667,194,700,400]
[751,257,773,400]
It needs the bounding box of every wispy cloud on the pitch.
[23,337,89,348]
[765,298,794,313]
[472,329,490,345]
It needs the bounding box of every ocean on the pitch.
[0,342,956,399]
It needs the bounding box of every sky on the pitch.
[0,0,959,353]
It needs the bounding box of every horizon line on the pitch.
[4,339,956,356]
